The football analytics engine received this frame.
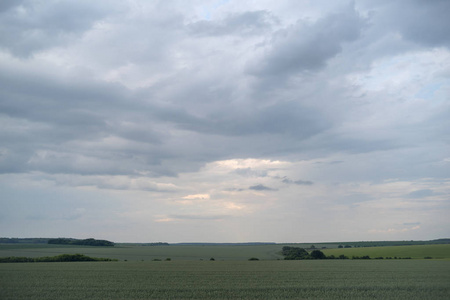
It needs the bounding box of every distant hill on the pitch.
[0,238,49,244]
[0,237,115,246]
[335,239,450,248]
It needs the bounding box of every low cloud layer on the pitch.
[1,1,449,242]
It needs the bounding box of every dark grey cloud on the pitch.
[249,184,277,191]
[281,178,313,185]
[403,222,421,226]
[234,168,267,177]
[0,0,114,57]
[224,187,245,192]
[407,189,435,199]
[170,214,229,221]
[181,100,329,138]
[0,0,25,13]
[249,4,366,78]
[0,0,447,183]
[188,10,276,36]
[384,0,450,48]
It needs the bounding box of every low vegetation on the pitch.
[281,246,416,260]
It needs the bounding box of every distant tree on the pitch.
[283,247,309,260]
[210,257,215,261]
[344,245,352,248]
[310,245,316,249]
[310,250,326,259]
[248,257,259,261]
[338,245,343,248]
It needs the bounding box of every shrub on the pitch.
[248,257,259,261]
[283,247,309,260]
[310,250,326,259]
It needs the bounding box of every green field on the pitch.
[2,243,450,261]
[322,244,450,260]
[2,244,450,299]
[0,243,285,261]
[1,260,450,299]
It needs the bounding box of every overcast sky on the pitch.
[1,0,449,243]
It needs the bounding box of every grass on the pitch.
[322,244,450,260]
[1,260,449,299]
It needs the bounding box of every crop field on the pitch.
[2,243,450,262]
[0,243,285,261]
[1,260,449,299]
[322,244,450,260]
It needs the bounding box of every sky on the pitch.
[0,0,449,243]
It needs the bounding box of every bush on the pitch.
[283,247,309,260]
[310,250,326,259]
[248,257,259,261]
[352,255,371,260]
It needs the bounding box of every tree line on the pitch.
[48,238,114,246]
[0,254,117,263]
[281,247,412,260]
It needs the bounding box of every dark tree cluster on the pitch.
[48,238,114,247]
[281,247,415,260]
[0,254,117,263]
[282,247,349,260]
[282,247,329,260]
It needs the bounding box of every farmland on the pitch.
[1,243,450,299]
[1,242,450,261]
[322,244,450,260]
[1,260,450,299]
[0,243,285,261]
